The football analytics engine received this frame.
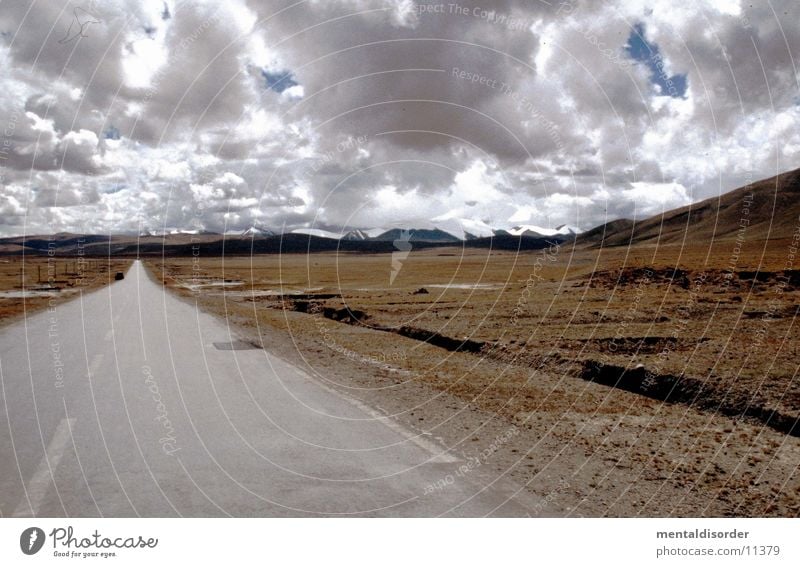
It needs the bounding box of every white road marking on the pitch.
[341,393,460,464]
[279,362,460,464]
[104,330,113,341]
[12,418,77,517]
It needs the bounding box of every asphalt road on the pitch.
[0,261,540,517]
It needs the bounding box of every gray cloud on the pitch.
[0,0,798,236]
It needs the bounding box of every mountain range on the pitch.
[1,167,797,255]
[132,220,580,243]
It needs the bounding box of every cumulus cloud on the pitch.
[0,0,797,236]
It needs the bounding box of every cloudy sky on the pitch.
[0,0,798,236]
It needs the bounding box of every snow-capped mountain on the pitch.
[239,226,275,237]
[364,218,496,241]
[369,227,461,242]
[555,224,580,237]
[496,224,581,238]
[250,220,583,242]
[341,228,387,240]
[429,217,495,240]
[291,227,345,239]
[166,228,221,236]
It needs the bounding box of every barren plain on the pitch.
[144,235,800,517]
[0,256,133,323]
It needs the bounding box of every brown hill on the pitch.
[578,167,800,247]
[574,219,636,248]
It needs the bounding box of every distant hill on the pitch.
[124,233,568,256]
[574,219,637,248]
[0,232,572,256]
[578,167,800,247]
[0,217,580,255]
[13,167,799,256]
[370,228,461,243]
[239,226,275,238]
[495,224,580,239]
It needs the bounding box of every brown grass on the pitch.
[0,256,133,323]
[143,236,800,516]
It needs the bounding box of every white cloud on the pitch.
[622,182,692,217]
[0,0,797,235]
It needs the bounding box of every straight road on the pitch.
[0,261,539,517]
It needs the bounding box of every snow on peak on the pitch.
[291,227,344,239]
[240,226,274,237]
[502,224,581,238]
[431,217,495,240]
[341,228,385,240]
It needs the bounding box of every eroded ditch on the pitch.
[262,292,799,438]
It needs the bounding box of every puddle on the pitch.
[211,289,282,298]
[204,288,329,298]
[180,280,245,291]
[352,283,501,292]
[426,283,502,290]
[0,289,65,298]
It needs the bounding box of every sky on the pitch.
[0,0,798,236]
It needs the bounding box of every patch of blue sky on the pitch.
[626,23,687,98]
[261,69,298,93]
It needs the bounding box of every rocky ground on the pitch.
[0,257,132,324]
[143,239,800,516]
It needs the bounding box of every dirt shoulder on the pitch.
[0,257,133,327]
[144,246,800,517]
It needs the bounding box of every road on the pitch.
[0,261,540,517]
